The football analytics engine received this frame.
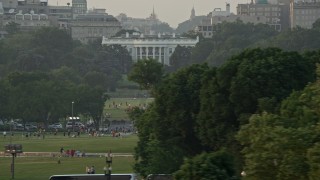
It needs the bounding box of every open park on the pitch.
[0,97,153,180]
[0,132,138,180]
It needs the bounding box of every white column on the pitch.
[135,47,138,61]
[146,46,149,58]
[164,47,167,65]
[159,47,162,63]
[139,47,142,59]
[152,47,155,59]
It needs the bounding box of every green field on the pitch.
[0,133,138,180]
[0,133,138,153]
[104,98,154,120]
[0,156,134,180]
[0,97,150,179]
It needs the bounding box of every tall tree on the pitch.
[197,47,316,152]
[174,150,237,180]
[128,59,164,91]
[134,64,209,177]
[236,64,320,179]
[169,45,192,71]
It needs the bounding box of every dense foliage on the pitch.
[130,47,319,178]
[0,27,132,126]
[174,150,238,180]
[237,65,320,179]
[172,20,320,71]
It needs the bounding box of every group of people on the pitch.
[60,147,84,157]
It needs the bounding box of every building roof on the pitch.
[72,0,87,4]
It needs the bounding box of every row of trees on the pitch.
[128,47,320,179]
[170,19,320,71]
[0,27,133,126]
[0,70,108,127]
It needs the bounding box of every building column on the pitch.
[135,47,138,60]
[146,46,149,58]
[164,47,167,65]
[152,47,155,59]
[159,47,162,63]
[139,46,142,59]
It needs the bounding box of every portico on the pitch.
[102,33,199,66]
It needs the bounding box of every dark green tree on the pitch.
[194,48,316,176]
[133,64,209,177]
[83,71,108,90]
[0,80,10,119]
[190,39,215,64]
[4,22,20,35]
[169,45,192,71]
[312,18,320,29]
[151,22,174,33]
[236,65,320,179]
[128,59,164,91]
[5,72,75,125]
[74,85,109,127]
[174,150,238,180]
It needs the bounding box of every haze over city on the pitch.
[49,0,248,28]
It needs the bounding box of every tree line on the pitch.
[0,27,133,126]
[170,19,320,71]
[129,46,320,179]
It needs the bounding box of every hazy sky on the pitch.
[49,0,249,28]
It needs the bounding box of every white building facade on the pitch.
[101,33,199,65]
[290,1,320,29]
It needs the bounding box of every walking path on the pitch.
[0,152,133,157]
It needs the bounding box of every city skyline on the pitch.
[49,0,249,28]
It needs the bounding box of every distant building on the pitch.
[237,1,290,31]
[48,5,72,29]
[290,1,320,29]
[190,6,195,20]
[101,32,199,66]
[196,3,267,38]
[71,8,121,43]
[72,0,87,18]
[116,8,167,35]
[0,0,121,43]
[12,10,50,31]
[211,3,231,17]
[197,14,268,38]
[1,0,64,32]
[185,3,232,38]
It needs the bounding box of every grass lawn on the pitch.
[104,98,154,120]
[0,133,138,153]
[0,156,135,180]
[0,97,152,179]
[0,133,138,179]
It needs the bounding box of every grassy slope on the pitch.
[104,98,154,120]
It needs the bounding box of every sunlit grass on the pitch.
[0,133,138,179]
[0,98,150,179]
[104,98,154,120]
[0,133,138,153]
[0,156,135,180]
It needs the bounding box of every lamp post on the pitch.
[72,101,74,133]
[4,144,23,179]
[104,150,112,180]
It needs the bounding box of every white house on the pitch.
[101,32,199,66]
